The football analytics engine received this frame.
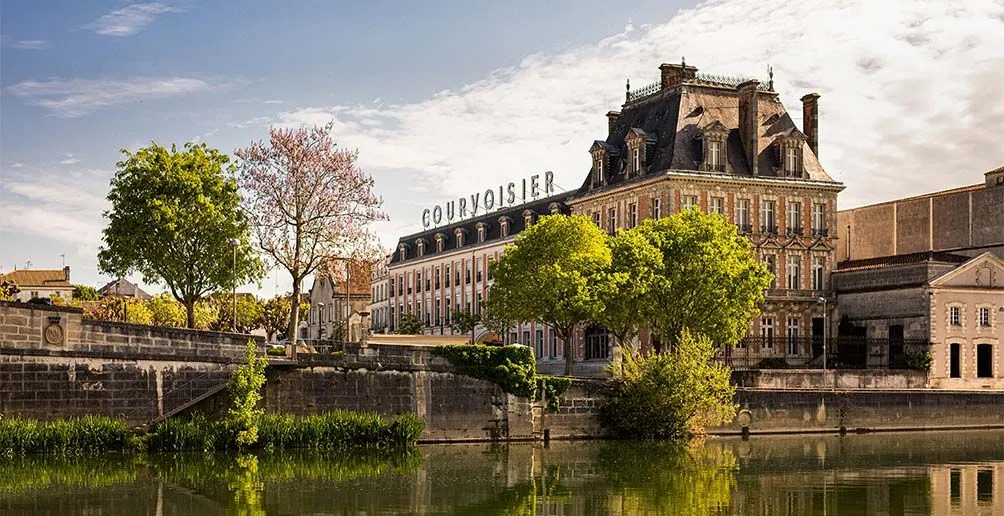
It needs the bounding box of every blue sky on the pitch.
[2,0,1003,297]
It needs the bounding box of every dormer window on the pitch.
[398,244,407,262]
[415,239,426,257]
[589,141,616,189]
[699,121,728,172]
[476,222,487,243]
[454,228,465,248]
[777,133,806,177]
[435,233,445,252]
[624,128,653,178]
[548,202,561,215]
[523,210,534,227]
[499,217,511,238]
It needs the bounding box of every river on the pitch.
[1,430,1001,515]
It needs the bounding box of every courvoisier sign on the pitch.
[421,171,555,229]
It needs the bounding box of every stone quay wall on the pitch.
[2,302,1001,439]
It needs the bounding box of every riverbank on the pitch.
[0,411,423,456]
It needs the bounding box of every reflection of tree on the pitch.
[592,441,737,515]
[227,455,265,516]
[451,464,571,516]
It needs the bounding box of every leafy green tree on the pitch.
[600,230,663,351]
[449,309,480,343]
[148,293,186,327]
[480,297,515,345]
[397,313,423,335]
[489,215,612,374]
[98,142,262,329]
[260,295,308,342]
[209,294,264,334]
[632,209,771,350]
[599,329,737,440]
[81,296,152,324]
[0,280,19,301]
[72,285,99,301]
[229,340,268,448]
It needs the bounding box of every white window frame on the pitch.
[710,197,724,215]
[787,254,801,290]
[812,203,827,234]
[761,317,775,349]
[736,199,751,229]
[785,146,797,174]
[978,307,991,327]
[812,256,825,291]
[787,201,802,233]
[762,200,776,233]
[632,148,640,175]
[607,207,617,234]
[949,306,962,327]
[708,140,721,170]
[786,317,799,355]
[651,197,662,219]
[628,202,638,228]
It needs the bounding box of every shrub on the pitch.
[229,340,268,448]
[599,330,737,441]
[903,350,933,372]
[537,376,572,410]
[432,344,537,398]
[0,416,137,456]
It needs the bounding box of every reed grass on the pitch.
[0,415,137,456]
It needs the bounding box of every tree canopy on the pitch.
[98,142,262,328]
[236,124,385,350]
[632,209,771,349]
[489,214,612,374]
[397,313,423,335]
[72,285,99,301]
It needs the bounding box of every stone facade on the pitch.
[369,255,391,333]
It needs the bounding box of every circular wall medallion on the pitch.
[736,409,752,428]
[44,323,64,345]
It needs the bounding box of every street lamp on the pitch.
[817,297,828,373]
[316,303,325,341]
[229,238,240,332]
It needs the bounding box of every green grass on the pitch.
[0,415,138,457]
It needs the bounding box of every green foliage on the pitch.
[148,292,186,327]
[208,294,265,334]
[261,296,293,341]
[80,296,153,324]
[0,280,20,301]
[490,215,612,374]
[600,229,663,347]
[72,285,99,301]
[397,312,423,335]
[755,357,789,369]
[629,210,772,349]
[146,411,423,452]
[600,330,737,441]
[229,340,269,448]
[98,141,262,328]
[449,309,480,338]
[433,345,537,398]
[0,416,138,457]
[537,376,572,410]
[903,351,933,371]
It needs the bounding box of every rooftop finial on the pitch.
[768,65,774,91]
[625,77,630,101]
[681,56,686,68]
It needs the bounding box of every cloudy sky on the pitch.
[2,0,1003,297]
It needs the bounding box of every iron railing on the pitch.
[627,81,660,102]
[722,337,932,370]
[812,228,829,237]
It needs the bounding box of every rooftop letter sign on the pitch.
[422,171,554,229]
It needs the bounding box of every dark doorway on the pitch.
[812,317,825,357]
[950,343,961,378]
[888,325,904,367]
[977,344,993,378]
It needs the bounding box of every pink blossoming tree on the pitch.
[235,123,385,349]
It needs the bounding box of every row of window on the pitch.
[389,258,494,299]
[948,305,995,328]
[404,210,549,261]
[590,196,828,236]
[763,254,828,291]
[746,316,812,355]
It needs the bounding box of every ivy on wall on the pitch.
[431,345,570,409]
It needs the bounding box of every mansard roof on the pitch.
[389,192,571,266]
[574,61,840,197]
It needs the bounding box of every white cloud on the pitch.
[12,40,49,50]
[9,162,24,168]
[84,2,180,37]
[0,168,111,251]
[275,0,1004,243]
[7,77,215,117]
[60,154,81,165]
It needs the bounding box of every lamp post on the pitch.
[316,302,325,342]
[817,297,828,374]
[229,238,240,332]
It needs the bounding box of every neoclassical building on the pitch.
[566,60,844,365]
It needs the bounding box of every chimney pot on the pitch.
[801,93,820,157]
[659,62,698,89]
[737,81,761,176]
[63,266,70,282]
[606,111,621,135]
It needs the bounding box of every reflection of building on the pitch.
[98,278,152,300]
[0,267,73,302]
[306,260,371,341]
[930,463,1004,516]
[369,255,391,334]
[386,192,569,355]
[567,60,843,365]
[834,169,1004,387]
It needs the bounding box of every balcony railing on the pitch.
[738,223,753,234]
[760,225,778,235]
[812,227,829,237]
[785,227,804,236]
[722,337,931,370]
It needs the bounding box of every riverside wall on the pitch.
[2,302,1002,440]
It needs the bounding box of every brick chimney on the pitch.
[801,93,820,157]
[659,61,698,89]
[63,266,70,282]
[737,80,761,176]
[606,111,620,135]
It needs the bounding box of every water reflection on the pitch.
[0,430,1001,515]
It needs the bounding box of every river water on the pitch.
[1,430,1001,515]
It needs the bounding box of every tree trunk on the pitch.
[287,277,301,359]
[561,329,573,376]
[185,300,196,329]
